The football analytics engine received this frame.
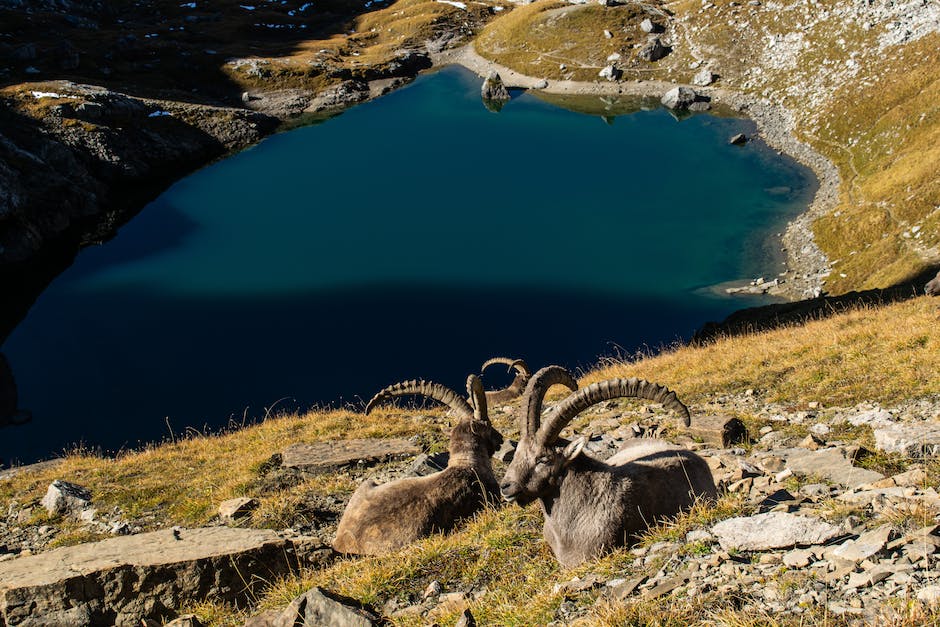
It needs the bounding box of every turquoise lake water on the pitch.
[0,66,814,464]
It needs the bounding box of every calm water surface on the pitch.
[1,66,814,465]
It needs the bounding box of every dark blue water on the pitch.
[0,66,814,465]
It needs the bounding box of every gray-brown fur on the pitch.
[500,366,716,568]
[481,357,531,405]
[333,375,503,555]
[926,270,940,296]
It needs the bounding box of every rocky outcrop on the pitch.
[281,438,422,474]
[480,71,510,101]
[246,586,379,627]
[0,527,326,626]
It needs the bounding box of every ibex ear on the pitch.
[560,437,586,467]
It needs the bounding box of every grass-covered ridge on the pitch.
[475,0,940,296]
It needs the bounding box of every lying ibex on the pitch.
[500,366,717,567]
[333,375,503,555]
[480,357,531,405]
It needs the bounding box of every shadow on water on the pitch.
[1,282,748,465]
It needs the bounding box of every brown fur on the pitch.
[333,420,502,555]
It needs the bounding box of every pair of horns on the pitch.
[481,357,530,404]
[480,357,530,378]
[521,366,691,445]
[365,375,489,423]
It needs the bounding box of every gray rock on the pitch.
[481,71,510,102]
[165,615,205,627]
[0,527,316,626]
[305,80,369,113]
[282,438,421,474]
[712,512,841,551]
[408,452,449,477]
[218,497,259,523]
[493,438,517,463]
[771,447,883,488]
[638,38,671,62]
[40,480,91,516]
[455,608,476,627]
[918,584,940,605]
[925,270,940,295]
[873,422,940,456]
[829,525,892,563]
[783,548,814,567]
[267,586,378,627]
[729,133,747,146]
[692,68,716,86]
[661,86,698,110]
[640,18,664,33]
[598,65,622,81]
[533,79,549,89]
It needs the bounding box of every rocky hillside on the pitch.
[0,296,937,624]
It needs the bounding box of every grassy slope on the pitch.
[3,296,937,623]
[475,0,940,295]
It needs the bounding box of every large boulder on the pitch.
[40,479,91,516]
[637,38,671,62]
[712,512,842,551]
[0,527,324,626]
[481,71,510,102]
[660,86,698,110]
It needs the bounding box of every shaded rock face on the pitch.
[926,270,940,295]
[637,38,671,62]
[0,527,321,626]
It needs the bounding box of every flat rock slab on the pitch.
[712,512,842,551]
[873,422,940,456]
[771,447,884,488]
[0,527,308,626]
[282,438,421,474]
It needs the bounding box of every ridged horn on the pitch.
[466,374,489,423]
[481,357,531,379]
[538,378,691,444]
[481,357,531,404]
[365,379,474,419]
[520,365,578,439]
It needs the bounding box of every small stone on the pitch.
[799,434,825,450]
[637,38,670,62]
[41,480,92,516]
[640,18,664,33]
[218,497,259,523]
[729,133,747,146]
[455,608,476,627]
[598,65,622,81]
[783,548,814,568]
[603,30,613,39]
[830,525,892,563]
[165,615,206,627]
[533,79,549,89]
[423,580,443,600]
[918,585,940,606]
[692,68,716,86]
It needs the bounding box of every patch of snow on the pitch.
[179,1,196,7]
[299,2,313,10]
[31,91,75,99]
[240,4,256,9]
[148,110,172,117]
[436,0,467,8]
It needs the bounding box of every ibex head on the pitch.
[365,374,503,460]
[500,366,691,505]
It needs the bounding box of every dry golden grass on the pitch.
[580,297,940,406]
[0,408,430,534]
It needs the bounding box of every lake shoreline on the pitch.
[433,45,838,301]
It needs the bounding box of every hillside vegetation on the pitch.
[476,0,940,295]
[2,296,937,624]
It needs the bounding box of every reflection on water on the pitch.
[0,66,815,465]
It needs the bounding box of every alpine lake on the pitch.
[1,66,815,465]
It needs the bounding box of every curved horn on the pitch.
[365,380,474,419]
[481,357,530,377]
[466,374,488,423]
[482,358,532,405]
[538,378,690,444]
[520,365,578,440]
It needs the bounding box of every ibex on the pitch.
[333,375,503,555]
[480,357,531,405]
[499,366,717,567]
